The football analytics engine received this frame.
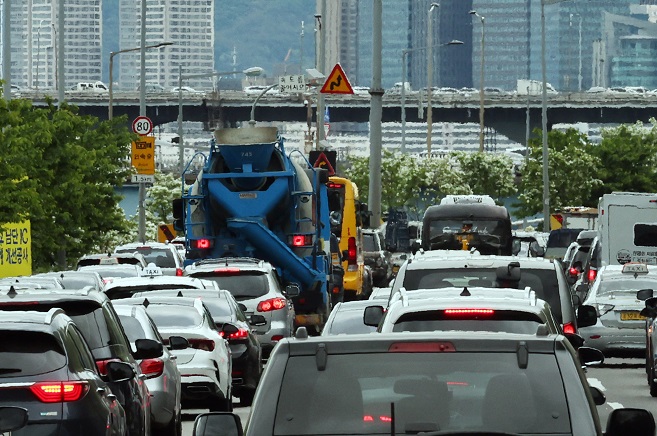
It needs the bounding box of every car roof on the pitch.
[104,275,210,290]
[0,308,69,326]
[0,286,106,303]
[185,257,273,272]
[334,300,380,311]
[116,295,205,309]
[115,242,177,251]
[403,254,557,271]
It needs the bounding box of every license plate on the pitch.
[620,311,646,321]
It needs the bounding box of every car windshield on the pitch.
[191,271,269,299]
[0,331,66,377]
[275,351,570,435]
[597,277,657,296]
[401,268,562,321]
[363,234,377,252]
[146,306,203,328]
[391,310,544,334]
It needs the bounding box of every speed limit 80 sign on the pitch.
[132,116,153,136]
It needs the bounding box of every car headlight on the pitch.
[595,303,614,316]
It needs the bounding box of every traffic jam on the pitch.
[3,117,657,436]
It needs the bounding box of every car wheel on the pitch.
[209,394,232,412]
[154,411,181,436]
[239,389,255,407]
[650,367,657,397]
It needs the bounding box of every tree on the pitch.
[590,120,657,200]
[0,95,136,270]
[515,128,601,218]
[451,151,517,203]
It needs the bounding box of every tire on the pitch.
[153,411,181,436]
[650,367,657,397]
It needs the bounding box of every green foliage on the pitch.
[515,128,601,218]
[0,95,136,270]
[451,151,517,202]
[590,120,657,199]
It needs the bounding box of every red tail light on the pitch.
[175,268,183,276]
[563,322,576,335]
[30,381,88,403]
[444,309,495,316]
[290,234,313,247]
[193,239,213,249]
[213,267,240,275]
[271,335,284,342]
[227,328,249,340]
[188,338,215,352]
[257,297,287,312]
[389,342,456,352]
[332,286,341,294]
[328,182,343,189]
[568,267,579,277]
[139,358,164,379]
[587,268,597,283]
[347,237,357,265]
[95,358,121,376]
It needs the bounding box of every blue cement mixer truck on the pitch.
[172,126,331,332]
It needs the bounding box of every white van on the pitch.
[69,81,109,94]
[598,192,657,265]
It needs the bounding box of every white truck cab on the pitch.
[598,192,657,266]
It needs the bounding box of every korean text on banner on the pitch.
[0,221,32,277]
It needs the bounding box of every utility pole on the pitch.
[368,0,383,228]
[138,0,147,243]
[316,0,326,148]
[2,0,10,100]
[299,21,304,74]
[57,0,64,104]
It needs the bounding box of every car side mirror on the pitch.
[221,323,239,336]
[638,289,655,301]
[646,296,657,310]
[589,386,606,406]
[106,361,136,383]
[577,346,604,367]
[511,239,521,256]
[134,338,164,360]
[237,303,248,312]
[410,241,420,255]
[0,407,28,433]
[285,284,300,297]
[192,412,243,436]
[534,246,545,257]
[605,408,655,436]
[577,304,598,328]
[565,333,585,349]
[249,314,267,326]
[363,305,385,327]
[168,336,189,350]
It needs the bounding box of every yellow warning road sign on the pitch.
[158,223,177,242]
[320,64,354,94]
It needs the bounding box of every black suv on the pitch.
[362,228,393,287]
[0,286,162,436]
[0,308,132,435]
[190,331,655,435]
[390,253,586,335]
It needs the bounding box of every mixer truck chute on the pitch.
[173,126,331,331]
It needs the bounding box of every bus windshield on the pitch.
[427,218,510,254]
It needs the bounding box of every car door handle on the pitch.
[170,355,177,360]
[97,387,106,395]
[107,393,117,402]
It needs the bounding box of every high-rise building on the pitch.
[10,0,102,90]
[117,0,214,91]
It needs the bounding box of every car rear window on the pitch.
[146,306,203,328]
[190,271,269,299]
[325,310,378,336]
[274,352,570,435]
[116,247,177,268]
[401,268,563,321]
[363,234,377,252]
[0,331,66,377]
[118,315,147,343]
[391,310,544,334]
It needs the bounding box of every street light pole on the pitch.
[571,13,583,92]
[35,19,47,91]
[470,10,485,152]
[108,42,173,120]
[426,2,439,158]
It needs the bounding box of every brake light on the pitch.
[444,309,495,316]
[271,335,284,342]
[327,183,343,189]
[176,268,183,276]
[257,297,286,312]
[136,246,152,250]
[587,268,597,283]
[30,381,88,403]
[332,286,341,294]
[388,342,456,353]
[213,267,240,275]
[568,267,579,277]
[188,338,215,352]
[0,301,39,306]
[139,358,164,379]
[563,322,576,335]
[193,239,213,249]
[290,234,313,247]
[379,416,393,423]
[95,358,121,376]
[347,237,357,265]
[227,328,249,340]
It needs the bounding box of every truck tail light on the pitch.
[562,322,576,335]
[193,239,213,249]
[347,237,357,265]
[257,297,286,312]
[188,339,215,352]
[139,358,164,379]
[30,381,88,403]
[290,235,313,247]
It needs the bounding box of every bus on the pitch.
[326,176,371,301]
[420,195,513,255]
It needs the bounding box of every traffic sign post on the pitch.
[131,136,155,175]
[279,75,306,93]
[132,116,153,136]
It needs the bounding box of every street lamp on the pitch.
[426,2,440,157]
[570,13,582,92]
[177,66,264,171]
[470,10,485,152]
[401,40,462,153]
[541,0,571,231]
[108,42,173,120]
